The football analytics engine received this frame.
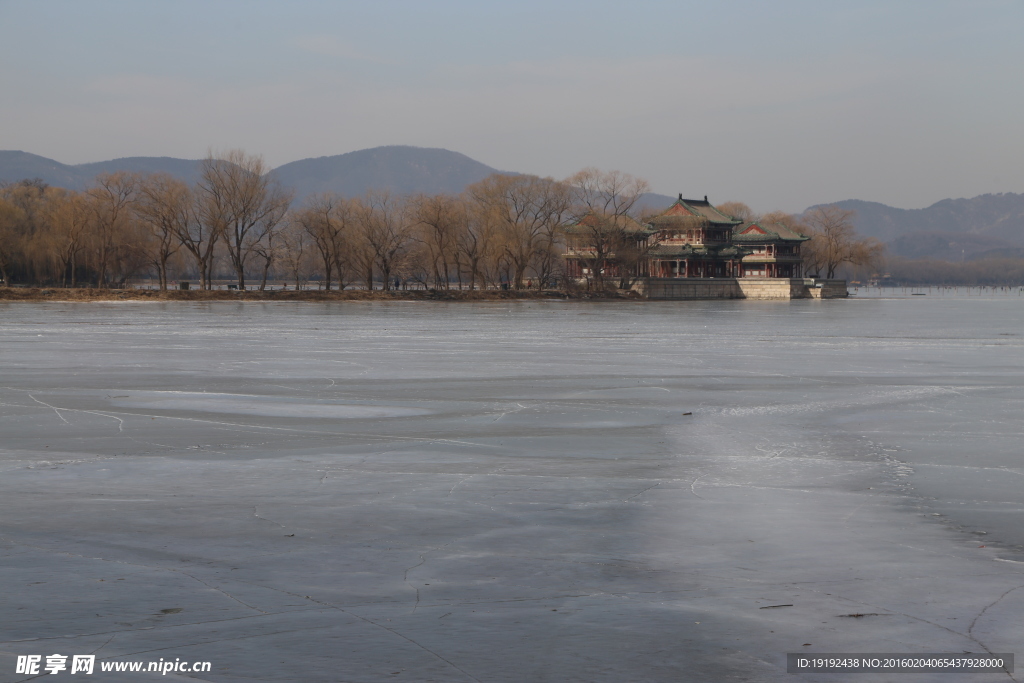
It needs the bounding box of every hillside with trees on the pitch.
[3,146,1023,287]
[0,146,504,201]
[0,151,578,292]
[269,146,505,200]
[807,194,1024,260]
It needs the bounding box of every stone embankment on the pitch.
[640,277,848,300]
[0,280,848,302]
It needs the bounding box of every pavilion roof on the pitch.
[649,196,742,227]
[733,220,809,242]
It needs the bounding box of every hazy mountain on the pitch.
[74,157,205,186]
[0,146,505,199]
[0,151,87,189]
[636,192,678,213]
[4,148,1020,262]
[806,194,1024,260]
[0,151,203,191]
[269,146,506,199]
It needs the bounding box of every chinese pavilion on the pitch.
[563,195,810,281]
[732,220,810,278]
[646,196,745,278]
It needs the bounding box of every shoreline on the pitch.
[0,287,634,303]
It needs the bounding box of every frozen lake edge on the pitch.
[1,300,1022,682]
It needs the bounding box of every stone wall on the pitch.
[809,279,849,299]
[640,278,743,299]
[639,278,847,300]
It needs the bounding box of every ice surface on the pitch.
[109,392,432,419]
[1,299,1022,682]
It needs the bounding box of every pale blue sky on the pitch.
[1,0,1022,210]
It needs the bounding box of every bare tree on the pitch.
[347,201,377,291]
[278,221,314,290]
[0,180,56,283]
[294,194,352,290]
[196,150,292,289]
[0,197,25,285]
[355,191,413,291]
[175,183,219,290]
[564,168,651,289]
[716,201,756,222]
[567,168,650,218]
[86,172,138,288]
[107,218,153,288]
[456,198,498,290]
[134,174,189,290]
[40,189,90,287]
[250,222,283,291]
[411,193,466,289]
[802,205,884,278]
[468,174,570,289]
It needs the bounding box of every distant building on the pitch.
[733,220,810,278]
[645,196,746,278]
[563,195,810,282]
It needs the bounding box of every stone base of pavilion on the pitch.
[637,277,848,300]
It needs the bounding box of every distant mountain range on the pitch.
[807,195,1024,260]
[269,146,504,198]
[2,146,1021,261]
[0,151,207,191]
[0,146,505,200]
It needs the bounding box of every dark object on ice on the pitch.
[912,292,926,295]
[179,281,190,290]
[839,613,887,618]
[682,411,692,416]
[159,608,183,614]
[760,604,793,609]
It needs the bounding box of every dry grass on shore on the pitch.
[0,287,633,303]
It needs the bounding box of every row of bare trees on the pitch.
[0,151,884,289]
[0,151,292,289]
[0,176,149,288]
[285,172,574,292]
[0,154,600,291]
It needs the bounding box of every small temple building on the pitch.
[564,195,810,281]
[645,196,746,279]
[732,219,809,278]
[563,195,844,298]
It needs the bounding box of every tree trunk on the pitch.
[333,256,346,291]
[259,260,270,291]
[158,256,168,290]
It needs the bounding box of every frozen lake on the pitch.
[2,298,1022,682]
